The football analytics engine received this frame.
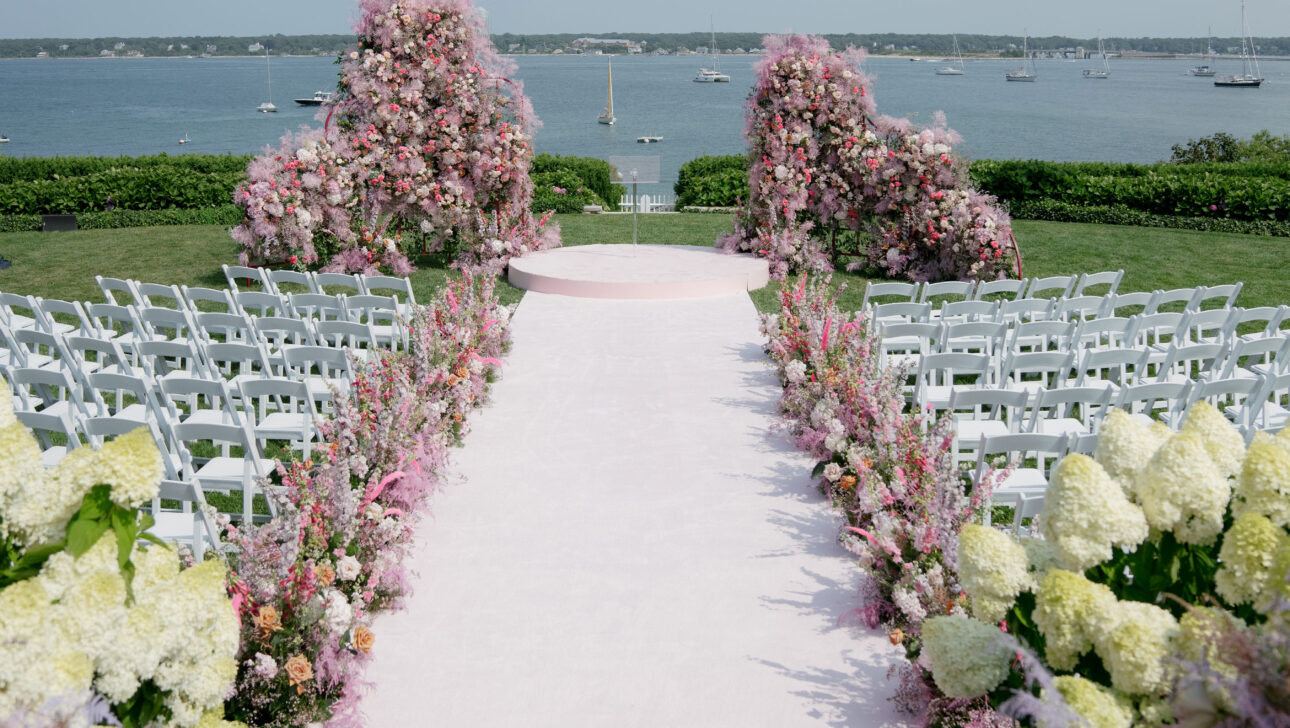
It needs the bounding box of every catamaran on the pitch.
[1215,0,1263,87]
[694,20,730,82]
[1006,33,1036,82]
[598,61,616,125]
[935,35,965,75]
[1083,33,1110,78]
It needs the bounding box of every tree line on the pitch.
[2,32,1288,59]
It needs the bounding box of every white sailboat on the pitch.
[1083,33,1110,78]
[1215,0,1263,87]
[1191,28,1217,76]
[694,20,730,83]
[935,35,965,75]
[598,61,615,125]
[1005,32,1036,81]
[257,48,277,112]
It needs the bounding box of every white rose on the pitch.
[336,555,361,582]
[325,590,353,633]
[823,463,843,482]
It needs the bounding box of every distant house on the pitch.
[114,42,126,50]
[206,44,217,53]
[35,50,49,58]
[100,49,115,57]
[58,44,69,51]
[124,50,144,58]
[248,42,264,53]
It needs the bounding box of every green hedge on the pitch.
[674,155,747,207]
[0,168,245,215]
[1009,199,1290,237]
[970,160,1290,222]
[531,153,621,211]
[0,153,253,182]
[0,205,244,233]
[530,170,605,214]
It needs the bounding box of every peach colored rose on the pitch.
[284,654,313,694]
[353,625,375,654]
[838,475,857,491]
[253,605,283,640]
[316,563,336,588]
[888,629,905,646]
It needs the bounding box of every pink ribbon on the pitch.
[363,470,405,507]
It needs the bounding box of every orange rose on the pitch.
[888,629,905,646]
[446,375,460,387]
[353,625,375,654]
[316,564,336,588]
[838,475,857,491]
[284,654,313,694]
[253,605,283,641]
[454,366,469,379]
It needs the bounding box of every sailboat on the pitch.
[1083,33,1110,78]
[1191,28,1217,76]
[598,61,615,125]
[936,35,965,75]
[1215,0,1263,87]
[178,133,191,145]
[1005,32,1036,81]
[694,20,730,82]
[257,48,277,112]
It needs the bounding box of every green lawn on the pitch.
[0,215,1285,315]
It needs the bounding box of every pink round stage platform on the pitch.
[507,244,771,299]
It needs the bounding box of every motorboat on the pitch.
[1190,65,1217,77]
[636,136,663,143]
[294,90,334,106]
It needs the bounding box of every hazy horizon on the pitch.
[1,0,1288,41]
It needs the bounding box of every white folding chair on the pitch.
[150,478,223,559]
[1247,372,1290,430]
[1214,336,1290,380]
[8,366,87,421]
[360,274,418,315]
[1188,375,1268,428]
[1075,347,1152,391]
[1024,275,1077,300]
[998,350,1076,394]
[977,432,1069,527]
[266,269,318,296]
[8,328,73,371]
[911,352,992,411]
[14,409,81,467]
[1101,291,1161,319]
[135,339,212,382]
[34,297,95,337]
[238,378,320,459]
[84,371,170,425]
[204,341,276,388]
[234,290,290,318]
[0,292,44,331]
[1155,341,1226,384]
[95,276,144,307]
[1001,298,1057,323]
[1072,270,1124,297]
[1177,308,1234,347]
[1227,306,1286,343]
[222,264,272,293]
[972,278,1028,301]
[281,345,354,407]
[1116,380,1193,428]
[940,321,1008,359]
[312,272,365,296]
[1053,295,1108,321]
[288,292,349,323]
[947,387,1031,467]
[1189,283,1243,311]
[919,280,975,304]
[934,299,1001,324]
[1026,384,1115,438]
[135,282,187,310]
[194,311,258,346]
[344,294,406,350]
[872,301,932,324]
[1008,319,1076,354]
[170,420,276,524]
[137,306,200,344]
[159,376,242,428]
[64,335,136,378]
[181,285,239,315]
[878,322,942,372]
[1072,316,1139,352]
[1148,287,1204,314]
[861,281,921,309]
[85,303,147,356]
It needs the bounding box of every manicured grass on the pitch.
[1,215,1285,316]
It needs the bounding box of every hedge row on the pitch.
[1009,199,1290,238]
[0,168,245,215]
[674,155,746,207]
[0,153,253,182]
[531,153,621,211]
[530,169,606,214]
[970,160,1290,222]
[0,205,244,233]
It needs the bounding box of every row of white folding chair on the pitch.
[221,265,417,312]
[860,271,1126,309]
[973,431,1090,534]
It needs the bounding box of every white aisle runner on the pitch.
[364,291,909,727]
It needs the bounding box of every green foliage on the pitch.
[0,168,245,215]
[1008,199,1290,237]
[1171,129,1290,164]
[971,159,1290,222]
[0,205,244,233]
[0,153,252,183]
[674,154,748,207]
[531,153,620,211]
[530,169,605,214]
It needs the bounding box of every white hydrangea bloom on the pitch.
[957,524,1032,623]
[784,358,807,383]
[1052,675,1135,728]
[920,615,1015,698]
[1134,432,1231,545]
[1039,454,1149,571]
[1180,400,1246,478]
[1214,511,1285,607]
[1033,569,1118,671]
[1094,600,1179,695]
[1094,409,1171,490]
[1233,432,1290,527]
[325,589,354,634]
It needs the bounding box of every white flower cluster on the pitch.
[0,534,239,726]
[1038,453,1149,571]
[919,614,1015,698]
[0,390,238,725]
[956,523,1032,623]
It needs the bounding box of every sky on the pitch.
[1,0,1286,40]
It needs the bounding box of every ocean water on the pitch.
[2,53,1288,196]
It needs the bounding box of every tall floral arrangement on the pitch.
[919,404,1290,728]
[720,34,1016,283]
[231,0,558,274]
[222,274,511,727]
[0,388,242,728]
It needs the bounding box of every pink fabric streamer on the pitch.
[363,470,406,507]
[821,316,832,352]
[481,317,498,334]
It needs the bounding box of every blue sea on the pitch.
[2,53,1289,196]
